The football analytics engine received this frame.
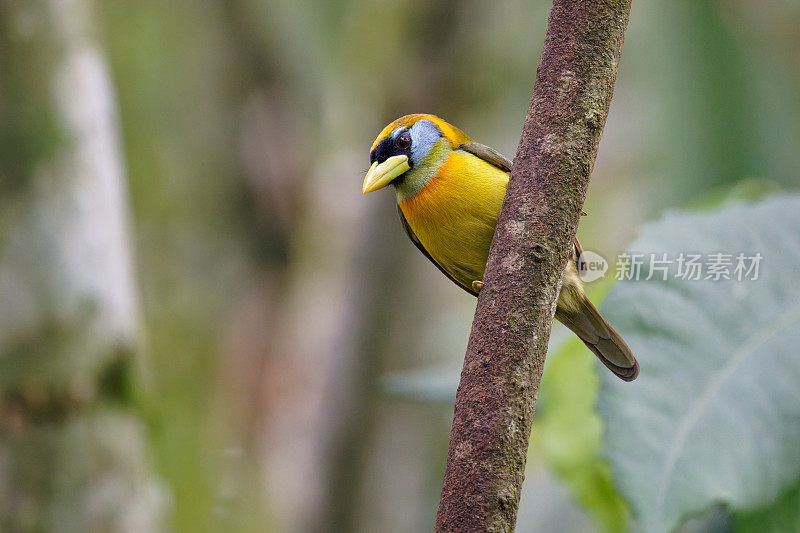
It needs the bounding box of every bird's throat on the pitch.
[393,139,451,203]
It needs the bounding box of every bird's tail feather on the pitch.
[555,285,639,381]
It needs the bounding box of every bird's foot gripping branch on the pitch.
[361,0,633,530]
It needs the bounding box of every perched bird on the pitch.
[362,114,639,381]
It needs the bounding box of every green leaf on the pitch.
[597,196,800,532]
[735,477,800,532]
[533,333,630,532]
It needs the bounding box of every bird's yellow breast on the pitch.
[399,150,509,288]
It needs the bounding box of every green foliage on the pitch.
[533,334,630,532]
[598,196,800,532]
[686,177,782,212]
[0,3,62,201]
[735,477,800,533]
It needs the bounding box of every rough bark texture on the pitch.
[435,1,632,531]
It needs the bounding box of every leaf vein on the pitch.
[653,299,800,524]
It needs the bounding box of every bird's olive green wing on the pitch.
[459,141,513,173]
[461,141,592,218]
[397,205,478,296]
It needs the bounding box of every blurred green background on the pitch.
[1,0,799,532]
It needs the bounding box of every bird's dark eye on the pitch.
[396,134,411,149]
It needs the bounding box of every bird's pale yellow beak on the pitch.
[362,155,410,193]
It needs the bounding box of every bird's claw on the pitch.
[471,280,484,292]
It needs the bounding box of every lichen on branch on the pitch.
[435,1,633,531]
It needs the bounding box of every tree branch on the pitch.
[435,1,632,531]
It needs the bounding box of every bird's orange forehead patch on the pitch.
[370,114,472,152]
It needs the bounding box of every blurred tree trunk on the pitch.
[0,1,164,531]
